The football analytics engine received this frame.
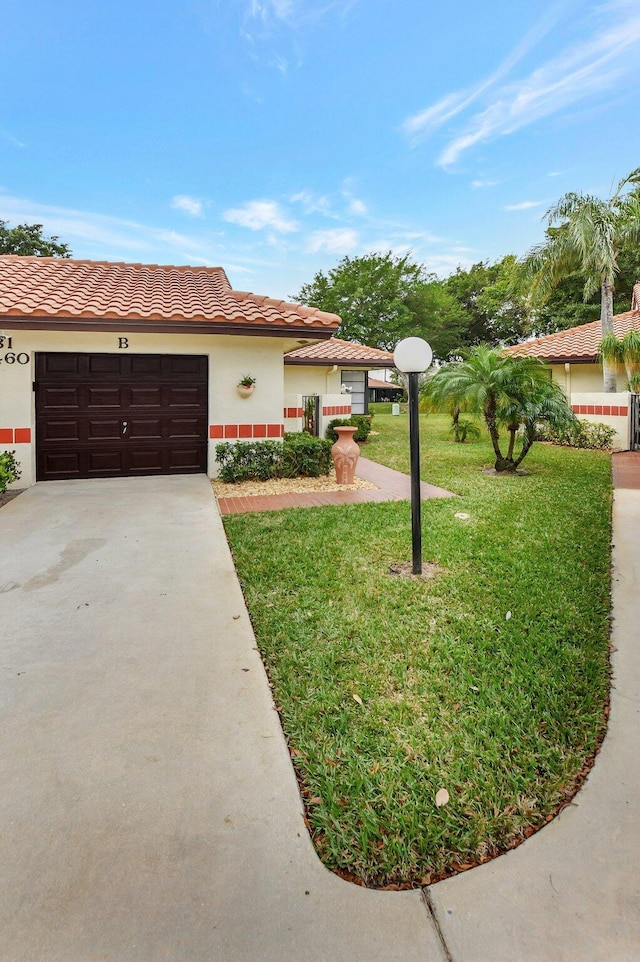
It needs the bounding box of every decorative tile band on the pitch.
[0,428,32,444]
[209,423,285,440]
[322,405,351,416]
[284,407,304,418]
[572,405,628,417]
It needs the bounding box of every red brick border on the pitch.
[210,424,285,440]
[0,428,31,444]
[572,404,628,417]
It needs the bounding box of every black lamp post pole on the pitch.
[408,371,422,575]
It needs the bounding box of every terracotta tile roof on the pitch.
[368,376,399,389]
[284,337,395,367]
[505,311,640,363]
[0,256,340,335]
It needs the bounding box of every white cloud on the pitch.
[223,199,298,233]
[1,130,26,149]
[348,198,367,216]
[171,195,204,218]
[306,228,358,254]
[402,1,640,167]
[471,179,499,189]
[289,189,333,216]
[504,200,545,211]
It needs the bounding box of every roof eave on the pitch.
[284,356,395,367]
[0,315,338,339]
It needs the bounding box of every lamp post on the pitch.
[393,337,433,574]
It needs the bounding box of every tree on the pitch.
[522,170,640,391]
[443,256,534,347]
[294,252,428,351]
[423,346,576,472]
[599,330,640,391]
[0,220,71,258]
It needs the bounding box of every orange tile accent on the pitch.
[612,406,619,416]
[0,428,13,443]
[602,406,611,416]
[239,424,252,438]
[14,428,31,443]
[253,424,267,438]
[210,425,224,439]
[224,424,238,439]
[620,406,628,416]
[267,424,281,438]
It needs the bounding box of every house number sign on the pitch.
[0,336,29,365]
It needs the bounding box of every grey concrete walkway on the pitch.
[2,475,639,961]
[0,477,442,962]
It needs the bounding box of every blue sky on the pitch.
[2,0,640,299]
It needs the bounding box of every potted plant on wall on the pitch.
[237,375,256,398]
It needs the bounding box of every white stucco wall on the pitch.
[569,391,630,450]
[550,362,609,395]
[284,365,343,396]
[0,328,289,486]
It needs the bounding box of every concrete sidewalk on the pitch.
[1,473,639,961]
[0,477,442,962]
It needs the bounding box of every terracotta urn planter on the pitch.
[331,426,360,485]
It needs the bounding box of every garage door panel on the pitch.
[167,417,206,439]
[87,419,123,441]
[129,419,163,440]
[169,446,207,470]
[40,387,82,410]
[87,387,123,408]
[87,450,126,475]
[88,355,124,376]
[36,353,208,481]
[130,387,163,408]
[41,419,82,442]
[167,385,206,408]
[41,452,82,478]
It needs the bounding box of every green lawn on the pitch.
[222,413,612,887]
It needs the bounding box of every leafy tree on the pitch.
[443,256,532,347]
[294,252,428,351]
[522,170,640,391]
[0,220,71,258]
[423,346,576,472]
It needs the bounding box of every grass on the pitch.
[222,413,613,887]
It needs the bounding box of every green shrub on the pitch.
[0,451,21,494]
[280,433,332,478]
[325,415,372,443]
[215,434,332,483]
[215,440,281,483]
[536,419,616,450]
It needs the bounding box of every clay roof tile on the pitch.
[0,256,340,334]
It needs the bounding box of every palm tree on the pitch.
[523,169,640,392]
[599,329,640,391]
[424,346,576,472]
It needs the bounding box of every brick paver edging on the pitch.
[216,457,454,515]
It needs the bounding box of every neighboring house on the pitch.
[283,337,394,434]
[505,306,640,450]
[0,256,342,486]
[367,376,403,403]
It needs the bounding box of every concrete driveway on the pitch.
[0,477,441,962]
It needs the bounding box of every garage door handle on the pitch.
[122,421,128,435]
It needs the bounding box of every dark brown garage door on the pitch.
[36,353,208,481]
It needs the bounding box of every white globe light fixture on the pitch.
[393,337,433,574]
[393,336,433,374]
